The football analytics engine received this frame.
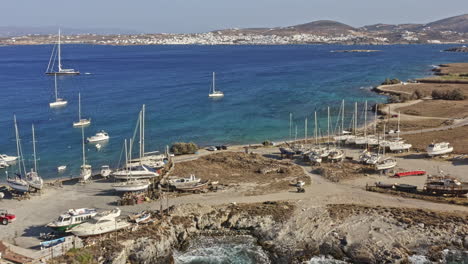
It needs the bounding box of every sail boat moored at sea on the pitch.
[45,29,80,75]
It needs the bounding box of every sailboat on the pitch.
[73,93,91,127]
[45,29,80,75]
[6,116,29,193]
[208,72,224,97]
[80,126,92,182]
[25,124,44,190]
[374,124,397,171]
[49,74,68,108]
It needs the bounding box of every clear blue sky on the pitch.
[2,0,467,33]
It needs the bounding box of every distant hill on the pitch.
[422,14,468,33]
[0,26,139,37]
[285,20,355,34]
[360,23,422,32]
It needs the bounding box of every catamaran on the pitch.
[45,29,80,75]
[73,93,91,127]
[47,208,97,232]
[6,116,29,193]
[25,124,44,190]
[80,126,92,182]
[49,74,68,108]
[208,72,224,97]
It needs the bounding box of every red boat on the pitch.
[393,170,426,178]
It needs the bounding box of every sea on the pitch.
[0,44,467,180]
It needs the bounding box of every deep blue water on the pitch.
[0,44,466,179]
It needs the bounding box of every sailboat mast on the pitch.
[78,93,81,120]
[397,111,401,139]
[212,72,216,93]
[364,101,368,138]
[32,124,37,172]
[124,139,128,172]
[142,104,145,156]
[81,126,86,166]
[58,29,62,72]
[327,107,331,143]
[304,118,308,142]
[314,111,318,144]
[374,104,378,135]
[54,74,58,101]
[354,102,358,135]
[382,124,386,157]
[139,110,143,161]
[289,113,292,141]
[14,115,21,175]
[341,100,345,135]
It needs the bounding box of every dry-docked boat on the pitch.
[375,182,394,189]
[374,157,397,171]
[424,174,468,196]
[328,149,344,161]
[25,124,44,190]
[112,165,159,179]
[393,171,426,178]
[168,174,201,188]
[394,184,417,193]
[47,208,98,232]
[426,142,453,156]
[174,181,209,192]
[112,179,150,192]
[68,208,130,237]
[7,174,29,193]
[100,165,112,178]
[8,116,30,193]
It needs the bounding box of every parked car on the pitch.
[0,210,16,225]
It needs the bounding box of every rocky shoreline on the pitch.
[51,202,468,264]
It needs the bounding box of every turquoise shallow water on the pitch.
[0,44,466,179]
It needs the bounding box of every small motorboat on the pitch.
[87,131,109,143]
[57,165,67,172]
[395,184,417,193]
[168,174,201,187]
[0,154,18,163]
[100,165,112,178]
[393,171,426,178]
[47,208,98,232]
[129,211,151,224]
[375,181,394,189]
[426,142,453,157]
[96,144,102,150]
[68,208,130,237]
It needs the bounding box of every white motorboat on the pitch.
[49,74,67,108]
[208,72,224,97]
[426,142,453,157]
[73,93,91,127]
[168,174,201,187]
[95,144,102,150]
[112,179,150,192]
[112,165,159,179]
[389,142,412,152]
[68,208,131,237]
[309,153,322,164]
[57,165,67,172]
[80,126,92,182]
[0,154,18,163]
[87,131,109,143]
[100,165,112,178]
[25,124,44,190]
[47,208,98,232]
[0,160,8,169]
[375,158,397,171]
[45,29,80,75]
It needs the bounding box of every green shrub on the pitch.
[431,89,465,100]
[381,78,401,85]
[170,142,198,155]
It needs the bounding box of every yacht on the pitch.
[68,208,131,237]
[47,208,98,232]
[168,174,201,187]
[7,116,30,193]
[0,154,18,163]
[87,131,109,143]
[45,29,80,75]
[73,93,91,127]
[49,74,68,108]
[112,179,150,192]
[112,165,159,180]
[208,72,224,97]
[100,165,112,178]
[25,124,44,190]
[426,142,453,156]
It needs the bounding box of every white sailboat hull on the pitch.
[73,119,91,127]
[113,182,150,192]
[49,101,68,108]
[426,147,454,156]
[208,93,224,97]
[7,179,29,192]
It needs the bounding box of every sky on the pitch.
[1,0,468,33]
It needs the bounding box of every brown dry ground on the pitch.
[434,63,468,75]
[402,125,468,154]
[398,100,468,119]
[171,152,309,196]
[314,160,376,182]
[376,118,449,131]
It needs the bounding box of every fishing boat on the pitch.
[86,131,109,143]
[0,154,18,163]
[72,93,91,127]
[7,116,30,193]
[174,181,209,192]
[25,124,44,190]
[68,208,130,237]
[100,165,112,178]
[168,174,201,187]
[80,126,92,182]
[426,142,453,156]
[112,179,150,192]
[49,74,68,108]
[208,72,224,97]
[45,29,80,75]
[424,174,468,196]
[46,208,97,232]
